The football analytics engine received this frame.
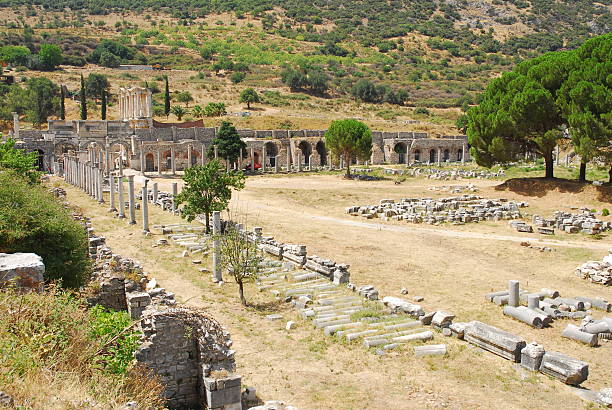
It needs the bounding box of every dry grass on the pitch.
[55,170,612,410]
[0,286,164,409]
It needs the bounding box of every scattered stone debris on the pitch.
[347,196,527,225]
[428,184,479,193]
[384,167,504,180]
[248,401,299,410]
[519,242,553,252]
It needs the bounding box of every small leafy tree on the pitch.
[85,73,110,101]
[191,105,204,119]
[38,44,63,71]
[101,90,107,120]
[175,91,193,107]
[203,102,227,117]
[25,77,59,125]
[171,105,187,121]
[175,159,245,233]
[239,88,259,109]
[218,225,263,306]
[325,119,372,177]
[207,121,246,165]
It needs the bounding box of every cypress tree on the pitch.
[164,75,170,117]
[101,90,107,120]
[60,85,65,120]
[79,74,87,120]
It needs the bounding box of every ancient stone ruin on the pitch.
[575,249,612,285]
[0,253,45,292]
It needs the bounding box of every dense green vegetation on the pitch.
[0,170,90,288]
[466,33,611,181]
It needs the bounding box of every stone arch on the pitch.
[429,149,436,163]
[413,149,421,162]
[53,141,78,156]
[316,140,327,166]
[394,142,407,164]
[297,140,312,165]
[264,142,278,167]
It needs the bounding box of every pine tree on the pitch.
[164,75,170,117]
[79,74,87,120]
[60,85,65,120]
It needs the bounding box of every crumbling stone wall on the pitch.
[135,307,236,409]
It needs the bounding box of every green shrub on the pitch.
[0,171,90,288]
[89,305,139,375]
[602,209,610,216]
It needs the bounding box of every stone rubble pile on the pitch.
[575,249,612,286]
[532,210,611,235]
[347,196,527,225]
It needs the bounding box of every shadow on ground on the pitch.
[495,178,612,203]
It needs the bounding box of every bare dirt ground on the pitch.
[56,172,611,410]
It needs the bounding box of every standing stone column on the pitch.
[286,149,291,172]
[105,148,111,176]
[274,156,279,173]
[140,143,146,176]
[97,167,105,204]
[212,211,222,283]
[108,173,116,212]
[171,182,178,214]
[261,148,266,173]
[509,280,520,307]
[119,155,124,177]
[141,185,149,233]
[297,152,302,172]
[127,175,136,225]
[157,150,162,176]
[214,145,219,160]
[187,145,192,169]
[152,182,158,205]
[170,146,176,175]
[12,112,19,139]
[239,148,243,169]
[117,176,126,218]
[462,145,466,164]
[250,147,255,172]
[437,148,441,166]
[308,154,312,171]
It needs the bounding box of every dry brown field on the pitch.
[55,171,611,410]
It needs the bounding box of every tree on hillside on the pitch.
[324,119,372,177]
[174,159,245,233]
[80,74,87,120]
[0,138,40,184]
[191,105,204,119]
[163,76,170,117]
[207,121,247,166]
[218,225,263,306]
[101,90,107,120]
[38,44,63,71]
[60,85,65,120]
[239,88,259,109]
[281,67,307,91]
[175,91,193,107]
[85,73,110,101]
[557,34,611,182]
[467,52,574,178]
[25,77,60,125]
[170,105,187,121]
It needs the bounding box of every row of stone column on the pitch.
[86,146,123,177]
[140,144,217,176]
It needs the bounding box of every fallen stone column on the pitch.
[392,330,434,343]
[464,321,526,362]
[554,297,585,310]
[414,344,447,357]
[561,324,598,346]
[503,306,547,328]
[575,297,611,312]
[539,351,588,385]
